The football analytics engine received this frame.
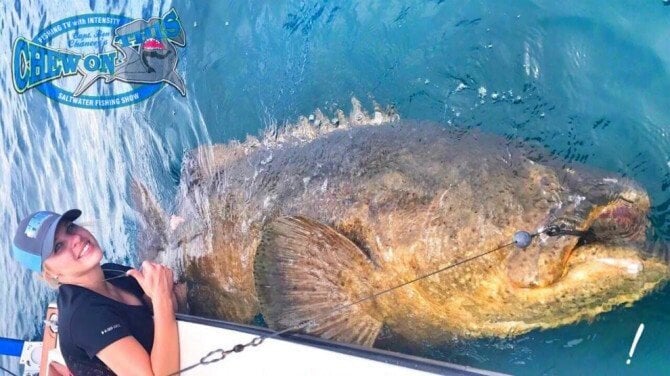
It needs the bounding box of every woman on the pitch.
[12,209,181,375]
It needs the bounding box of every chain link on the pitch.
[200,349,227,364]
[169,333,271,375]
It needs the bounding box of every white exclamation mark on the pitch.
[626,323,645,365]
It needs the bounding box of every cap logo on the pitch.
[24,212,53,238]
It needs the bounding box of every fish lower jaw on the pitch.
[501,280,667,336]
[470,289,655,338]
[559,254,649,284]
[593,257,643,275]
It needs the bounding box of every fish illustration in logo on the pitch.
[73,9,185,97]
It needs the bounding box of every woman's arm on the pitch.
[97,336,153,375]
[98,261,180,375]
[143,282,182,313]
[148,291,180,375]
[97,299,179,376]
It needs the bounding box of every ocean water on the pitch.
[1,1,670,375]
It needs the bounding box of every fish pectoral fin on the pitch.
[254,216,383,346]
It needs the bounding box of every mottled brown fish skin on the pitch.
[164,115,666,345]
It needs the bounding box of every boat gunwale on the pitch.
[175,313,506,376]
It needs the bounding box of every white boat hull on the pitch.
[37,304,505,375]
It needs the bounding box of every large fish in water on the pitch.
[134,99,669,346]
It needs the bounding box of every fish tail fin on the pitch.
[254,216,383,346]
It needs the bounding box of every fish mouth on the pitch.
[507,187,651,289]
[553,189,651,283]
[143,38,166,51]
[580,193,650,244]
[560,243,668,292]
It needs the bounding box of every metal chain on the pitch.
[169,337,266,375]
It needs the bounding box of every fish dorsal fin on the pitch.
[254,216,383,346]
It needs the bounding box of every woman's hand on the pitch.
[102,261,180,375]
[126,261,174,303]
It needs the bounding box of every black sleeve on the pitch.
[70,302,132,358]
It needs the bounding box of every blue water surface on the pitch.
[1,1,670,375]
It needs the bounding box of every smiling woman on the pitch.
[11,210,181,376]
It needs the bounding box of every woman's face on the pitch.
[43,221,103,279]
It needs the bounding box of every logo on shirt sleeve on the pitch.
[100,323,122,335]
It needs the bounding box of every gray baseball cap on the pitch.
[12,209,82,272]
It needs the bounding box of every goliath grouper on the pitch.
[133,99,668,346]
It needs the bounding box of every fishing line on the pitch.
[171,226,563,375]
[281,240,517,334]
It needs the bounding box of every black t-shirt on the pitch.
[57,263,154,376]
